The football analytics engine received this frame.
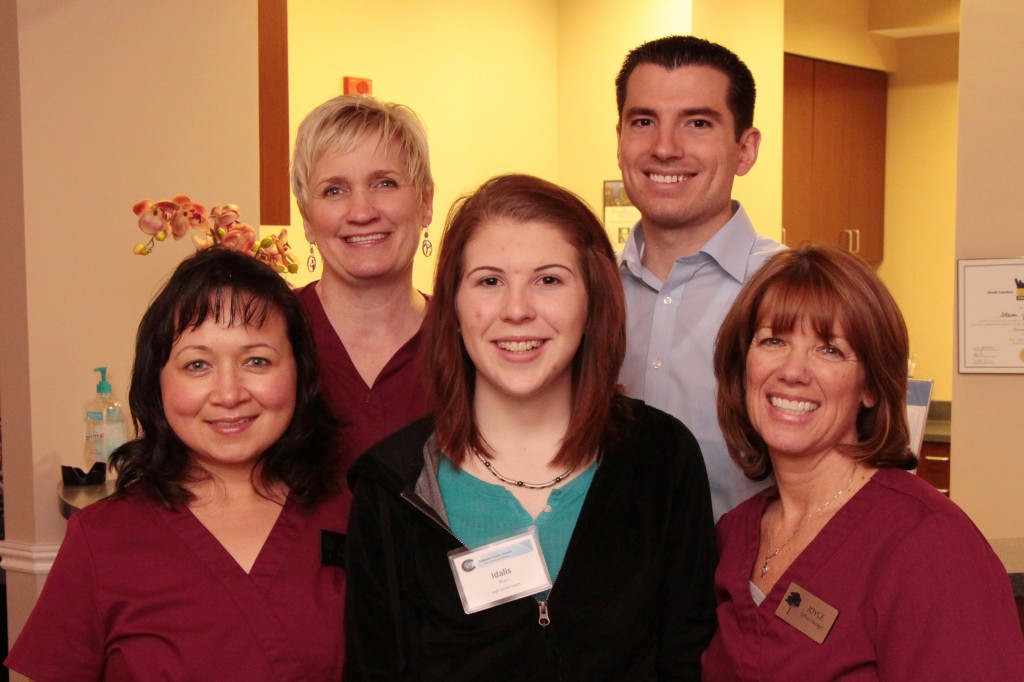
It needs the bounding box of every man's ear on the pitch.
[735,127,761,177]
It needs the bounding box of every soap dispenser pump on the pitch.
[83,367,111,462]
[76,366,124,483]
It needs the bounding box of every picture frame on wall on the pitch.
[602,180,640,252]
[957,257,1024,374]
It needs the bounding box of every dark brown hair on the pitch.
[714,245,916,480]
[615,35,756,140]
[425,174,626,469]
[110,247,340,507]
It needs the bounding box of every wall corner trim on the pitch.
[0,540,60,575]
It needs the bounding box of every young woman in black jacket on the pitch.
[344,174,717,680]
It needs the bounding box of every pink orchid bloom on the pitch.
[136,206,166,235]
[133,199,177,236]
[220,222,257,253]
[133,196,295,271]
[167,196,209,240]
[211,204,241,230]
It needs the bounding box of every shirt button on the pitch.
[652,359,662,369]
[543,505,552,513]
[663,296,672,305]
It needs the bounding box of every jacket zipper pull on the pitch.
[538,599,551,627]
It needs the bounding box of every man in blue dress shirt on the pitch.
[615,35,784,520]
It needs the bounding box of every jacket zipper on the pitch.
[537,565,564,628]
[399,490,465,546]
[537,598,551,626]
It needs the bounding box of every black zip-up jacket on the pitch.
[344,397,717,681]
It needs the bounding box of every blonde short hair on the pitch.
[291,95,433,219]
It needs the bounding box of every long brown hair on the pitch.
[425,174,626,469]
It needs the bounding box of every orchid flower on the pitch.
[220,221,258,254]
[132,196,295,276]
[255,228,299,273]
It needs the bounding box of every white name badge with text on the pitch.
[448,527,552,614]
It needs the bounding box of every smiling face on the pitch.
[744,319,876,464]
[160,309,297,478]
[302,131,433,288]
[455,219,588,406]
[616,64,759,242]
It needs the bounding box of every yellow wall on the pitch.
[556,0,785,247]
[284,1,786,291]
[952,0,1024,539]
[785,0,897,70]
[784,2,958,401]
[555,0,693,232]
[870,0,959,36]
[285,0,560,294]
[693,0,785,238]
[877,34,959,402]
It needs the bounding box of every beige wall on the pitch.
[1,0,261,652]
[952,0,1024,539]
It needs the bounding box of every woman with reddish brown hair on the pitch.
[703,245,1024,679]
[344,174,717,680]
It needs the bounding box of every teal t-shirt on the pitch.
[438,458,596,582]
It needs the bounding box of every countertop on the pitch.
[990,537,1024,598]
[57,480,115,519]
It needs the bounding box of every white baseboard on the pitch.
[0,540,60,575]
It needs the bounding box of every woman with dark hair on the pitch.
[703,245,1024,679]
[7,248,348,681]
[344,174,717,680]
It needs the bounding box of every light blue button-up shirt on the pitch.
[619,201,784,520]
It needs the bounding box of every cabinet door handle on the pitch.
[924,455,951,462]
[852,229,861,254]
[781,227,787,245]
[937,488,950,495]
[840,229,851,251]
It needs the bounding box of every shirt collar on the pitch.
[619,201,758,284]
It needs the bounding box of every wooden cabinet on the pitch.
[917,440,951,496]
[783,54,888,264]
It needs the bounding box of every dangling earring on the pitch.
[307,243,317,272]
[421,227,433,257]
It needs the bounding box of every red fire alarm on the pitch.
[343,77,373,95]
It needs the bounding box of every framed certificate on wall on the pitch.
[957,257,1024,373]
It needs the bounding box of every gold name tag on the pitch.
[774,582,839,644]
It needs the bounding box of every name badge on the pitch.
[775,582,840,644]
[448,527,552,614]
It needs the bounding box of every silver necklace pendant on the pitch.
[759,462,859,580]
[474,451,573,490]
